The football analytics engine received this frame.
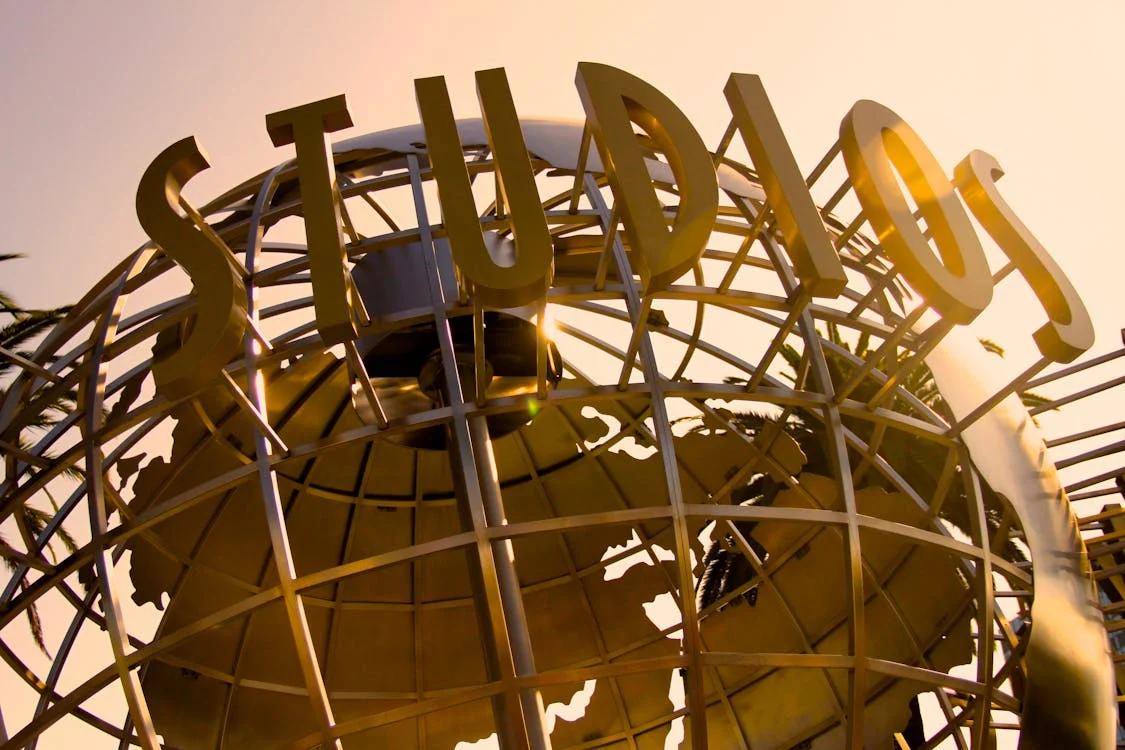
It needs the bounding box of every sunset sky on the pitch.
[2,1,1121,371]
[1,2,1122,747]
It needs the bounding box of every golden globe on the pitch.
[135,62,1093,401]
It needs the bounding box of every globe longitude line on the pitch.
[750,198,990,744]
[239,159,341,745]
[583,171,711,747]
[78,244,163,748]
[406,152,544,749]
[508,433,643,748]
[1,115,1086,749]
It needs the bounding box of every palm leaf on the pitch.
[1019,390,1054,411]
[0,254,25,312]
[21,580,48,655]
[0,307,72,350]
[978,338,1005,357]
[0,531,51,655]
[0,256,77,655]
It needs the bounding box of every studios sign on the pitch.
[135,63,1093,399]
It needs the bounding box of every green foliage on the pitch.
[0,255,76,655]
[697,326,1039,615]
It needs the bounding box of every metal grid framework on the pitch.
[1030,331,1125,747]
[0,118,1108,749]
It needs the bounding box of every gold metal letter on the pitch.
[136,137,248,400]
[415,69,553,308]
[575,62,719,294]
[955,150,1094,362]
[265,95,356,344]
[840,100,993,324]
[725,74,846,298]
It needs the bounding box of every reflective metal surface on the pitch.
[0,116,1113,749]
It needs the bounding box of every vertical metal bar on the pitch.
[31,573,103,750]
[411,451,428,748]
[593,205,619,291]
[821,403,867,750]
[243,163,340,747]
[79,246,161,750]
[536,297,549,400]
[821,177,853,215]
[468,416,552,750]
[946,357,1050,438]
[321,442,372,697]
[407,154,544,750]
[495,168,506,220]
[833,306,927,404]
[712,119,737,164]
[474,298,489,406]
[512,432,641,749]
[755,223,868,750]
[746,291,807,391]
[336,190,362,244]
[669,264,707,382]
[723,520,848,720]
[865,318,955,411]
[347,272,372,328]
[832,210,868,251]
[960,456,995,749]
[344,339,388,427]
[805,139,841,188]
[584,173,710,749]
[617,296,652,390]
[567,125,592,214]
[719,196,771,293]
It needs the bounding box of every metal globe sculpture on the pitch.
[0,69,1115,750]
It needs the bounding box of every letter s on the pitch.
[136,137,248,400]
[955,150,1094,363]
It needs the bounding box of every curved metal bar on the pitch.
[405,153,542,749]
[239,161,340,744]
[749,217,872,749]
[0,128,1067,750]
[668,263,708,382]
[582,173,711,747]
[927,326,1117,749]
[76,245,161,747]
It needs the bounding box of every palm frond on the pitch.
[0,307,71,351]
[1,532,51,655]
[21,580,48,655]
[978,338,1005,357]
[855,331,871,359]
[0,258,76,654]
[1019,390,1054,411]
[0,254,25,313]
[779,344,803,377]
[39,489,79,556]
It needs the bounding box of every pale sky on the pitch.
[1,1,1123,747]
[1,1,1122,367]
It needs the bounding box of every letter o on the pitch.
[840,100,992,324]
